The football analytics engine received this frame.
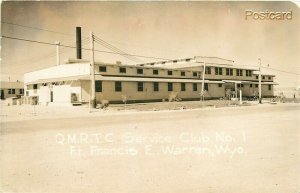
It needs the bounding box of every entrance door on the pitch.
[0,90,4,99]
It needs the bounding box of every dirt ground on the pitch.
[0,103,299,193]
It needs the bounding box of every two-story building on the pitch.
[0,81,24,100]
[23,56,277,106]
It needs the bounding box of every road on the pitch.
[1,104,299,193]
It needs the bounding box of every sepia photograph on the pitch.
[0,1,299,192]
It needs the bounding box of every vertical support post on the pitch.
[239,89,242,104]
[90,32,96,111]
[201,63,206,101]
[235,83,237,98]
[55,42,60,65]
[258,58,262,104]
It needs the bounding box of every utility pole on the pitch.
[89,32,96,112]
[201,63,206,101]
[55,41,60,65]
[258,58,262,104]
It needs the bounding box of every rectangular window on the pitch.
[268,76,271,80]
[137,82,143,92]
[8,89,12,94]
[193,72,198,77]
[256,76,259,79]
[246,70,252,77]
[193,83,197,91]
[236,69,243,76]
[241,84,244,88]
[95,81,102,92]
[255,84,258,88]
[33,84,38,89]
[168,82,173,91]
[181,83,186,91]
[19,89,24,94]
[215,67,223,75]
[115,81,122,92]
[262,76,265,79]
[11,89,15,94]
[218,83,222,87]
[99,66,107,72]
[226,68,232,75]
[137,69,143,74]
[205,67,211,75]
[204,83,209,91]
[250,84,253,88]
[153,69,158,75]
[181,71,185,76]
[153,82,159,91]
[119,67,126,73]
[268,85,272,90]
[168,71,173,76]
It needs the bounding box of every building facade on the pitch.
[0,81,24,100]
[24,57,277,106]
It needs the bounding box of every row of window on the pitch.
[95,81,211,92]
[95,81,272,92]
[256,76,272,80]
[99,66,199,77]
[205,67,254,77]
[7,89,24,94]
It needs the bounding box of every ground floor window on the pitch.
[33,84,38,89]
[168,83,173,91]
[204,83,208,91]
[153,82,159,91]
[181,83,186,91]
[218,83,222,87]
[115,81,122,92]
[268,85,272,90]
[19,89,24,94]
[250,84,252,88]
[95,81,102,92]
[255,84,258,88]
[137,82,144,92]
[193,83,197,91]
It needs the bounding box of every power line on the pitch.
[1,20,75,37]
[1,35,170,61]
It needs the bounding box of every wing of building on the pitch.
[23,56,278,106]
[0,81,24,100]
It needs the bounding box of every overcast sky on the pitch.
[1,1,299,87]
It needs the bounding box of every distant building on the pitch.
[23,56,277,106]
[0,81,24,100]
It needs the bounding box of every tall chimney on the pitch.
[76,27,82,59]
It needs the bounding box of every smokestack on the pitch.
[76,27,82,59]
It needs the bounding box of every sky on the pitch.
[1,1,299,87]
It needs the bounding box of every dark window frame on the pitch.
[181,71,186,76]
[168,71,173,76]
[99,66,107,72]
[115,81,122,92]
[193,83,197,91]
[168,82,173,91]
[153,69,159,75]
[137,82,144,92]
[181,83,186,91]
[153,82,159,91]
[119,67,126,73]
[137,69,143,74]
[95,80,102,92]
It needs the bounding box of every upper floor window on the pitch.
[168,71,173,76]
[137,69,143,74]
[8,89,15,94]
[153,69,159,75]
[236,69,243,76]
[215,67,223,75]
[119,67,126,73]
[262,76,265,79]
[19,89,24,94]
[256,75,259,79]
[193,72,198,77]
[205,67,211,75]
[99,66,107,72]
[246,70,252,77]
[33,84,38,89]
[268,76,271,80]
[226,68,233,76]
[181,71,185,76]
